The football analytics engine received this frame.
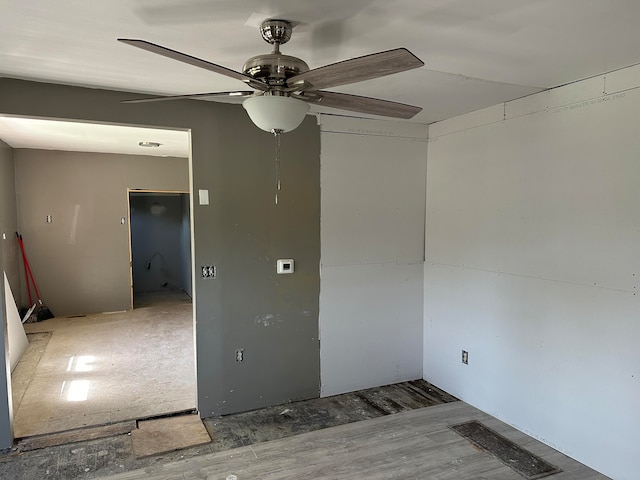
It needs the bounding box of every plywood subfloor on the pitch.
[11,291,195,438]
[131,415,210,459]
[18,421,137,452]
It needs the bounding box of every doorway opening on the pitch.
[3,117,197,440]
[128,190,192,309]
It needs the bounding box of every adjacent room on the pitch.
[0,2,639,480]
[1,119,196,438]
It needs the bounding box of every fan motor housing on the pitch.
[260,19,293,45]
[242,53,309,84]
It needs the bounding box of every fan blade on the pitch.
[289,48,424,90]
[122,91,254,104]
[118,39,267,90]
[297,91,422,119]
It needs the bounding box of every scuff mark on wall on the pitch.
[255,313,282,327]
[254,311,314,326]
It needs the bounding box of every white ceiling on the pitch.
[0,117,189,157]
[1,0,640,154]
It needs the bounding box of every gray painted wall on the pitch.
[130,193,190,295]
[0,79,320,443]
[0,142,15,448]
[13,149,189,316]
[0,140,20,299]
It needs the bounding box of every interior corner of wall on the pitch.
[429,104,504,139]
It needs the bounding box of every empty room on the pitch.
[0,2,638,479]
[2,122,196,440]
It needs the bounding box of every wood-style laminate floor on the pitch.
[100,402,610,480]
[11,291,195,438]
[0,380,455,479]
[0,382,609,479]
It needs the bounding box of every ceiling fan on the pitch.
[118,18,424,134]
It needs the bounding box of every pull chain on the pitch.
[272,129,283,205]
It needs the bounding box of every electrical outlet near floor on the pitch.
[462,350,469,365]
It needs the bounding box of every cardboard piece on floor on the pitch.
[4,272,29,371]
[131,414,211,458]
[19,420,137,451]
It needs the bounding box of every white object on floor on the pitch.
[4,272,29,371]
[21,304,36,323]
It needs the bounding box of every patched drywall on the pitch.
[424,66,640,480]
[319,116,428,396]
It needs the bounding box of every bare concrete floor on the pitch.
[11,291,195,438]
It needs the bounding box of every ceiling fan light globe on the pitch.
[243,95,309,133]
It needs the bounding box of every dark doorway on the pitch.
[129,191,191,307]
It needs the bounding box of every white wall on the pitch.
[0,232,12,449]
[424,66,640,480]
[319,116,428,396]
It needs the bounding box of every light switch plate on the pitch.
[198,189,209,205]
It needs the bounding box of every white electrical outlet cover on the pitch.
[276,259,294,274]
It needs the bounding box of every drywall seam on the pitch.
[430,77,640,140]
[425,260,634,295]
[321,260,424,268]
